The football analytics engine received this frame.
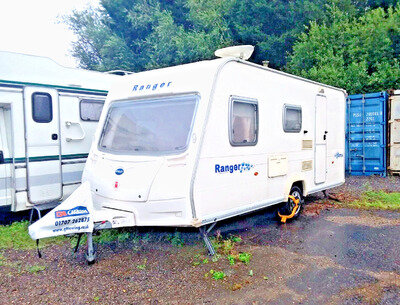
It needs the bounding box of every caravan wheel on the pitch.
[278,186,304,220]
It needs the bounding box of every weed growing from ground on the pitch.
[137,258,147,270]
[166,231,184,247]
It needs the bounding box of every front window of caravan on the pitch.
[98,95,198,154]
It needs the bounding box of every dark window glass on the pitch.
[32,92,52,123]
[80,100,104,121]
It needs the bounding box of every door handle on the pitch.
[65,121,86,142]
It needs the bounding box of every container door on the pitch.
[24,87,62,204]
[314,94,327,184]
[0,106,12,207]
[389,93,400,172]
[346,92,387,176]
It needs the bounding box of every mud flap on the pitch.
[29,182,94,240]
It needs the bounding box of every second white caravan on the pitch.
[29,47,346,260]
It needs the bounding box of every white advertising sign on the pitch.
[29,182,94,240]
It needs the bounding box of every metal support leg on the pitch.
[199,222,217,256]
[85,232,96,264]
[74,233,83,253]
[322,190,328,198]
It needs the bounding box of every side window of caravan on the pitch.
[32,92,52,123]
[283,105,302,133]
[230,98,258,146]
[80,99,105,121]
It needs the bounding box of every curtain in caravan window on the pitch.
[284,106,302,132]
[80,100,104,121]
[231,101,257,144]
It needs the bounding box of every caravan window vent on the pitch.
[32,92,52,123]
[283,104,302,133]
[80,99,105,122]
[229,97,258,146]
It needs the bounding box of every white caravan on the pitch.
[0,51,120,214]
[29,47,346,261]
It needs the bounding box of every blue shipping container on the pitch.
[346,92,387,176]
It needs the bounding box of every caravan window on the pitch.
[32,92,52,123]
[230,97,258,146]
[80,99,104,121]
[283,105,302,133]
[99,95,198,155]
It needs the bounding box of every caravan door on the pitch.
[314,94,328,184]
[0,105,12,207]
[24,87,62,204]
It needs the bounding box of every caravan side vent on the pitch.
[302,140,313,149]
[302,160,313,171]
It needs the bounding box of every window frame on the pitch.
[31,92,53,123]
[282,104,302,133]
[79,99,105,122]
[229,96,259,147]
[97,93,200,156]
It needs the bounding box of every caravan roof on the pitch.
[0,51,121,92]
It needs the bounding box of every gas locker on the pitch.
[388,90,400,175]
[346,92,387,176]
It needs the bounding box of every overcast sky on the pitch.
[0,0,100,68]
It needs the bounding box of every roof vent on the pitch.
[105,70,133,76]
[214,45,254,60]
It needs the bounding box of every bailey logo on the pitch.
[115,168,124,175]
[55,206,89,218]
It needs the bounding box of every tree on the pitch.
[286,5,400,94]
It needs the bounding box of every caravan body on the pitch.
[81,57,346,228]
[0,51,120,212]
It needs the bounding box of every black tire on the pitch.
[278,186,304,220]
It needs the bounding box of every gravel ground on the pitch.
[0,176,399,304]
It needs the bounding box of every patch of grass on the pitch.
[136,258,147,270]
[0,221,65,250]
[347,191,400,210]
[27,264,46,274]
[166,231,184,247]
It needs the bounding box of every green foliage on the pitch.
[213,235,243,255]
[287,5,400,94]
[26,265,46,274]
[207,269,226,280]
[349,191,400,210]
[66,0,391,72]
[212,271,226,280]
[238,252,252,265]
[227,254,235,265]
[136,258,147,270]
[166,231,185,247]
[0,221,65,250]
